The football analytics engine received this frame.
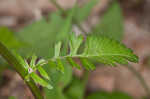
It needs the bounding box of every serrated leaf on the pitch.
[31,72,53,89]
[69,33,83,56]
[66,57,81,69]
[38,66,50,80]
[54,42,62,58]
[92,1,123,41]
[51,33,138,70]
[80,58,95,70]
[82,35,138,65]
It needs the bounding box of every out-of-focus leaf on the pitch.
[87,91,132,99]
[17,11,70,58]
[45,87,67,99]
[45,64,72,99]
[31,72,53,89]
[75,0,99,22]
[8,96,16,99]
[54,42,62,58]
[0,27,21,49]
[92,1,123,41]
[65,77,85,99]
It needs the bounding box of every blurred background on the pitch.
[0,0,150,99]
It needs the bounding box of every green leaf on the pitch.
[45,87,67,99]
[82,35,138,65]
[16,11,72,58]
[59,5,75,38]
[31,72,53,89]
[92,1,123,41]
[0,27,21,49]
[87,91,132,99]
[13,52,29,70]
[75,0,99,22]
[56,59,64,73]
[36,59,47,66]
[30,55,37,68]
[65,77,85,99]
[38,66,50,80]
[55,42,62,58]
[51,33,138,69]
[66,57,81,69]
[69,33,83,56]
[80,58,95,70]
[48,60,57,68]
[45,64,72,99]
[8,96,16,99]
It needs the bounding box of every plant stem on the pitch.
[126,64,150,97]
[0,42,44,99]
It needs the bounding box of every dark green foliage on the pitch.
[65,77,86,99]
[0,27,21,49]
[92,1,124,41]
[87,91,132,99]
[75,0,99,22]
[16,11,73,58]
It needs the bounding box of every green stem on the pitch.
[126,64,150,97]
[0,42,43,99]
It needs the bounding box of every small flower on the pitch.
[28,67,33,74]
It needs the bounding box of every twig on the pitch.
[125,64,150,97]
